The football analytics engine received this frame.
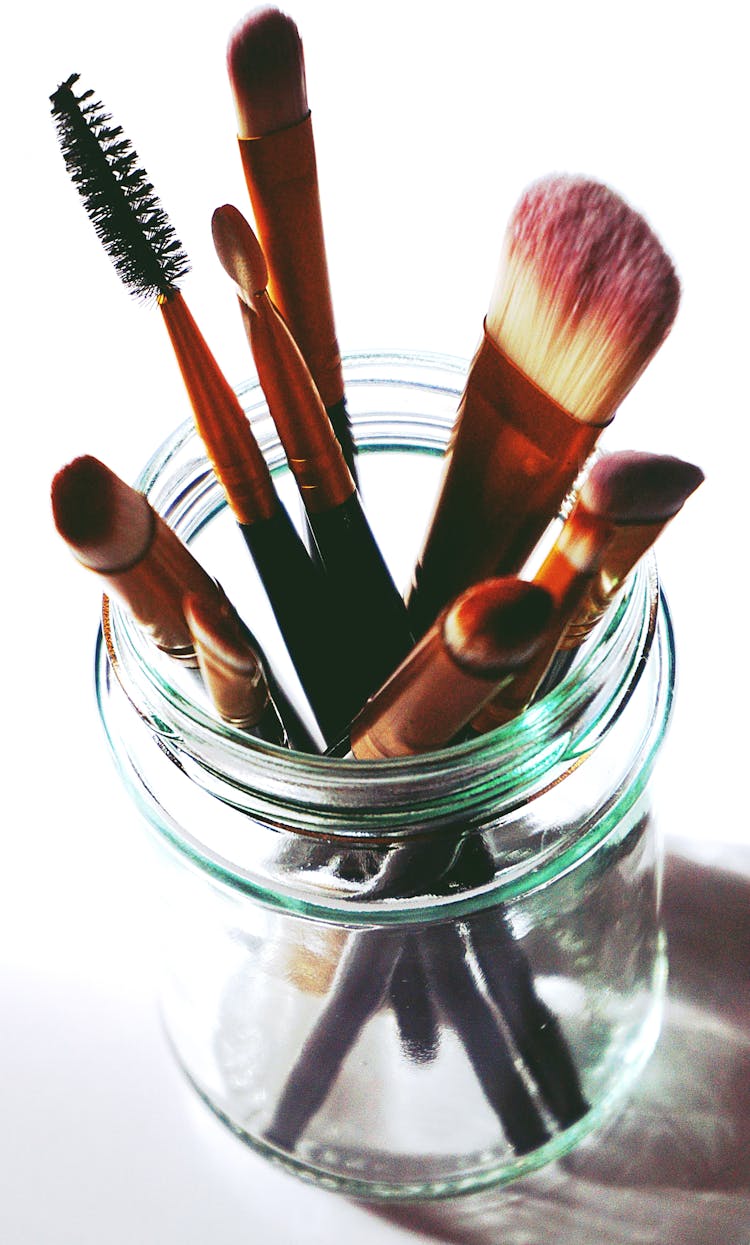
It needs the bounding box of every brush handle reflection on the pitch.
[262,834,569,1154]
[265,931,402,1151]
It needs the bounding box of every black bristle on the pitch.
[50,74,190,301]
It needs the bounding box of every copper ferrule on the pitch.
[194,642,271,728]
[240,292,353,514]
[408,329,610,632]
[535,504,613,604]
[560,518,666,648]
[472,506,614,732]
[100,506,220,660]
[351,617,513,760]
[159,291,278,525]
[237,114,344,410]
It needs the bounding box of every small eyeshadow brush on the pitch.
[226,6,357,481]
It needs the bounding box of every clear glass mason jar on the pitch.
[95,352,675,1201]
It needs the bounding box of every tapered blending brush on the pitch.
[51,456,222,663]
[50,74,351,746]
[473,450,703,733]
[407,174,681,638]
[226,7,357,481]
[212,203,414,711]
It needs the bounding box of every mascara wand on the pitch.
[49,73,352,746]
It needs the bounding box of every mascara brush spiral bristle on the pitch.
[50,73,190,301]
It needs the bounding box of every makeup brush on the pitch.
[212,203,414,711]
[473,449,703,733]
[351,578,553,758]
[536,450,704,695]
[50,73,351,746]
[183,591,287,744]
[226,7,357,481]
[555,450,704,650]
[407,174,680,638]
[51,455,221,662]
[266,580,563,1156]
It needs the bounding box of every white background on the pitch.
[2,1,748,1241]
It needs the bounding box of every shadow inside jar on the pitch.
[361,850,750,1245]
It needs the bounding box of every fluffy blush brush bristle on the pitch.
[488,175,681,422]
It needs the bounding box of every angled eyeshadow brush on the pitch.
[183,591,289,746]
[536,450,705,695]
[474,450,704,732]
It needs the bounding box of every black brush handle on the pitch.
[308,492,414,713]
[265,837,458,1149]
[389,933,441,1064]
[304,397,360,571]
[448,836,588,1127]
[238,508,351,746]
[265,931,401,1151]
[419,923,551,1154]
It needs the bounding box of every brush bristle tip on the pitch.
[227,7,307,137]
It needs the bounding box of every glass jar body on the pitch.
[96,353,674,1200]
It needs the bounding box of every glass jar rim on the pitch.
[97,351,675,844]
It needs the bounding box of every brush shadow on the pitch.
[359,850,750,1245]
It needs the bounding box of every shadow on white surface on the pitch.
[2,847,747,1245]
[364,851,750,1244]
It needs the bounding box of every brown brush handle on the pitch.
[238,115,344,411]
[239,294,352,514]
[99,509,219,661]
[159,292,278,525]
[407,331,607,637]
[559,519,664,648]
